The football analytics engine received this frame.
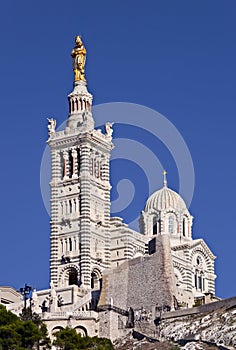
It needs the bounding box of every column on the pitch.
[63,150,69,180]
[72,148,78,179]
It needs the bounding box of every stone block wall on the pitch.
[98,310,128,341]
[99,234,177,313]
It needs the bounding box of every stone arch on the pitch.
[74,326,87,337]
[51,326,64,340]
[190,247,212,271]
[91,268,102,290]
[191,247,212,293]
[59,264,80,287]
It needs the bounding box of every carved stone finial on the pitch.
[105,122,113,140]
[47,118,56,138]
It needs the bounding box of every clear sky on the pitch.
[0,0,235,299]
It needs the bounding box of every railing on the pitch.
[97,304,129,316]
[134,321,158,339]
[72,292,92,311]
[42,310,98,320]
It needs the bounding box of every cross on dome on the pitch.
[163,170,167,187]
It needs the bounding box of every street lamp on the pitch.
[20,283,32,310]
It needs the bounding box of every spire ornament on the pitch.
[163,170,167,187]
[71,36,86,83]
[47,118,56,138]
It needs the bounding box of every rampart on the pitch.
[99,234,177,312]
[160,295,236,320]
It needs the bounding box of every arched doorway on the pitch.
[74,326,87,337]
[51,326,64,340]
[59,265,80,287]
[91,269,101,290]
[69,268,78,285]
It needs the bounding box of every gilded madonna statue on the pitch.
[71,36,87,82]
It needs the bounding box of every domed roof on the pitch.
[144,172,187,212]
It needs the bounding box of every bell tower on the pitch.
[47,36,113,289]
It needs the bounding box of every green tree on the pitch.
[20,307,51,349]
[0,324,21,350]
[0,304,51,350]
[53,327,81,350]
[53,327,114,350]
[16,320,41,349]
[86,336,114,349]
[39,323,51,349]
[0,304,19,326]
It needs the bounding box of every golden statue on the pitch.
[71,36,86,82]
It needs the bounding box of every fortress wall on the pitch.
[161,296,236,320]
[98,260,129,310]
[98,310,129,341]
[99,234,177,312]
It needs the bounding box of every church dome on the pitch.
[144,172,187,212]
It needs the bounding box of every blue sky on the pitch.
[0,0,235,299]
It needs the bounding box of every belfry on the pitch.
[48,36,113,289]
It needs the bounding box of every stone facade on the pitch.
[99,235,177,312]
[5,40,217,343]
[0,287,21,305]
[48,80,113,290]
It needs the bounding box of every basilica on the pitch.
[6,37,217,341]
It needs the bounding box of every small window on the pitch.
[198,276,202,291]
[69,269,78,286]
[69,238,72,251]
[168,215,176,234]
[153,223,157,235]
[194,274,198,288]
[69,200,72,213]
[183,219,185,236]
[153,218,160,235]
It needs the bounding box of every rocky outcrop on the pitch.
[159,304,236,349]
[114,302,236,349]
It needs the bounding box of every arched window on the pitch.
[74,326,87,337]
[52,326,64,340]
[194,271,204,291]
[91,271,101,290]
[69,269,78,286]
[168,215,176,234]
[153,218,160,235]
[69,238,72,251]
[153,218,157,235]
[69,200,72,214]
[68,150,73,178]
